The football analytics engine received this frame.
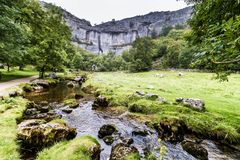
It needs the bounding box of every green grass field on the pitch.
[0,97,28,160]
[87,70,240,144]
[0,67,37,82]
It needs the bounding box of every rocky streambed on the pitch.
[19,78,240,160]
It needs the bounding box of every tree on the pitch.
[160,26,173,37]
[22,1,72,78]
[180,0,240,78]
[0,0,28,71]
[129,37,155,72]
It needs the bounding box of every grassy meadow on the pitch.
[0,67,37,82]
[86,70,240,144]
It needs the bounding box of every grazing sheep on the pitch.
[178,72,184,77]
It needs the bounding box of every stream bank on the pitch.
[16,76,240,160]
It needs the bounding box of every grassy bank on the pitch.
[0,67,37,82]
[37,136,100,160]
[0,97,28,160]
[86,71,240,144]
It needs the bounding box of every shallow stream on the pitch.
[25,82,240,160]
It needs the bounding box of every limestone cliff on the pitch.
[46,2,192,54]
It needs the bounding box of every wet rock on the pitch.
[82,85,94,94]
[74,76,82,82]
[132,129,149,137]
[181,141,208,160]
[24,108,40,115]
[157,119,187,143]
[74,76,85,85]
[145,93,158,100]
[92,95,109,109]
[48,72,57,79]
[98,124,117,139]
[62,108,73,114]
[136,91,145,96]
[67,81,75,88]
[103,136,114,145]
[128,104,146,113]
[39,101,48,106]
[32,80,50,88]
[75,93,83,99]
[33,85,44,91]
[22,84,33,92]
[110,143,140,160]
[17,119,77,150]
[26,113,61,122]
[26,102,36,109]
[9,91,19,97]
[38,106,50,113]
[122,138,134,146]
[176,98,205,112]
[69,102,79,109]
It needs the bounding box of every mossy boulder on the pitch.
[37,136,101,160]
[176,98,205,112]
[22,84,33,92]
[75,93,84,99]
[67,81,75,88]
[17,119,77,150]
[181,141,208,160]
[92,95,109,109]
[31,80,50,88]
[9,91,20,97]
[103,136,114,145]
[98,124,117,139]
[157,119,187,143]
[145,93,159,100]
[110,143,140,160]
[63,99,79,108]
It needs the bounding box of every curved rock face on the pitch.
[63,6,192,54]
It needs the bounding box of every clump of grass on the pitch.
[37,136,100,160]
[126,153,141,160]
[48,119,67,126]
[63,99,77,105]
[0,97,28,160]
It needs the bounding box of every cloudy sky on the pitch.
[42,0,188,25]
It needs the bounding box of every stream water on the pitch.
[25,82,240,160]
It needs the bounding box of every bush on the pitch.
[128,37,155,72]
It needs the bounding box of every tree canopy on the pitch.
[182,0,240,79]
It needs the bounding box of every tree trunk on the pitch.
[39,67,45,79]
[7,64,10,72]
[19,65,24,71]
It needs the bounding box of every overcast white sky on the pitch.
[42,0,188,25]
